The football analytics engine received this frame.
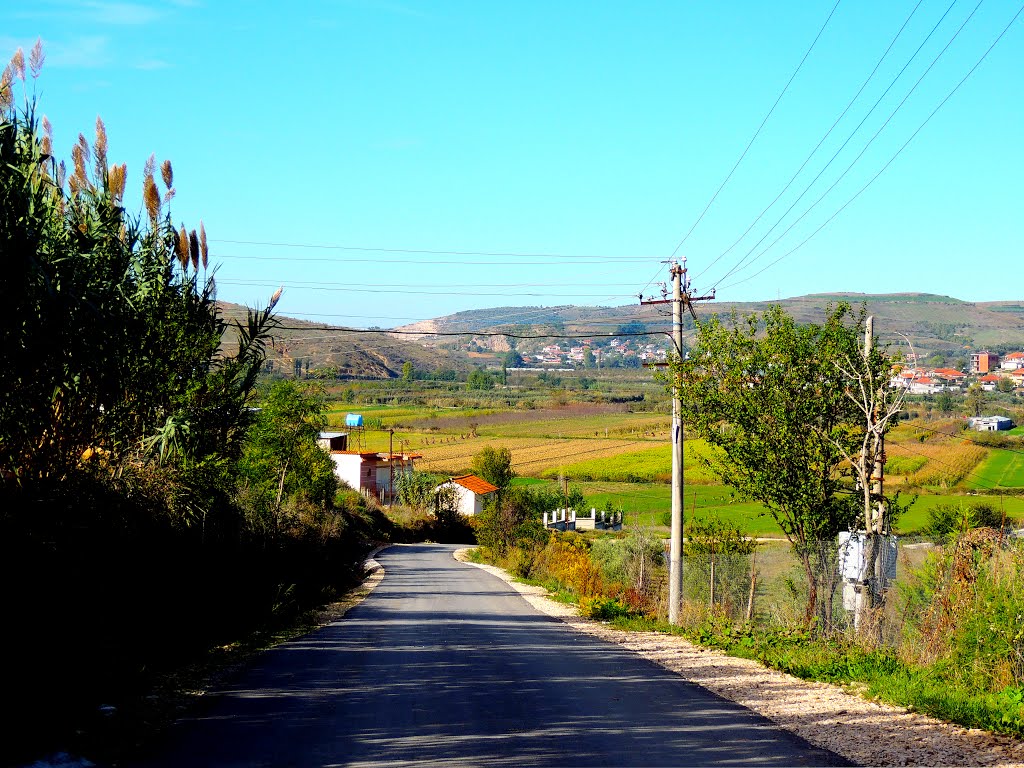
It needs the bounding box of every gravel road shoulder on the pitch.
[453,549,1024,768]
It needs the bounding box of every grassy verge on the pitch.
[604,614,1024,738]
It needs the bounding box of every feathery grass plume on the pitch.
[41,116,52,156]
[94,116,108,176]
[29,38,44,79]
[176,225,190,269]
[189,229,200,270]
[269,286,283,309]
[41,134,52,156]
[108,163,127,202]
[0,66,12,110]
[144,153,155,180]
[56,160,67,190]
[70,143,87,190]
[199,221,208,268]
[161,159,173,189]
[143,174,161,224]
[11,48,25,81]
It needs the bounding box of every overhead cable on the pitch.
[669,0,842,257]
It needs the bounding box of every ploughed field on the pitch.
[326,402,1024,534]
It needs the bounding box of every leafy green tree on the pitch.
[467,368,495,390]
[236,381,336,533]
[582,348,596,368]
[503,350,525,368]
[936,390,955,414]
[474,486,547,557]
[967,383,986,417]
[615,320,648,336]
[673,305,864,625]
[401,361,414,382]
[471,446,515,493]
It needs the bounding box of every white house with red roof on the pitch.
[908,376,944,395]
[978,373,1003,391]
[930,368,967,386]
[436,474,499,516]
[1000,352,1024,371]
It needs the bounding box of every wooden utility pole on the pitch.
[641,258,713,625]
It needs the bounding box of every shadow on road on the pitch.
[139,544,850,767]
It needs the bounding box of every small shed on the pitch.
[436,474,499,516]
[317,431,349,452]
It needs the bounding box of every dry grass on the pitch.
[414,436,660,476]
[887,442,989,488]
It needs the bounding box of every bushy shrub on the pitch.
[926,502,1005,541]
[579,595,634,620]
[534,537,603,597]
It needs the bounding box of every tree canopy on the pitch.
[672,304,873,624]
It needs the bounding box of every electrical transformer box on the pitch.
[838,531,897,582]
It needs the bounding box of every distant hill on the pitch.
[398,293,1024,358]
[220,293,1024,379]
[218,302,463,379]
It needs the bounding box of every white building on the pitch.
[327,450,420,502]
[968,416,1015,432]
[1001,352,1024,371]
[435,474,499,516]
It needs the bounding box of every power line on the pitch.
[212,253,655,267]
[211,239,654,261]
[712,0,980,290]
[218,280,640,299]
[717,0,1023,291]
[693,0,928,283]
[670,0,842,257]
[221,277,642,289]
[265,324,667,339]
[894,440,1006,493]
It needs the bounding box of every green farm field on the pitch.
[966,449,1024,490]
[326,400,1024,534]
[538,442,718,484]
[512,478,1024,536]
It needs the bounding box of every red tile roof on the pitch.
[451,474,499,495]
[979,374,1002,382]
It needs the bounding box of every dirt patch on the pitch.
[455,549,1024,768]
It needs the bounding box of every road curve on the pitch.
[141,543,849,767]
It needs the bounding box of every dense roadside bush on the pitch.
[0,51,394,762]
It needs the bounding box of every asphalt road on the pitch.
[141,543,850,767]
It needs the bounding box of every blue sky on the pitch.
[3,1,1022,328]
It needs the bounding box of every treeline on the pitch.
[0,50,390,761]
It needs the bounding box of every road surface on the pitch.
[142,543,849,767]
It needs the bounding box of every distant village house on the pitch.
[319,431,420,502]
[435,474,498,516]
